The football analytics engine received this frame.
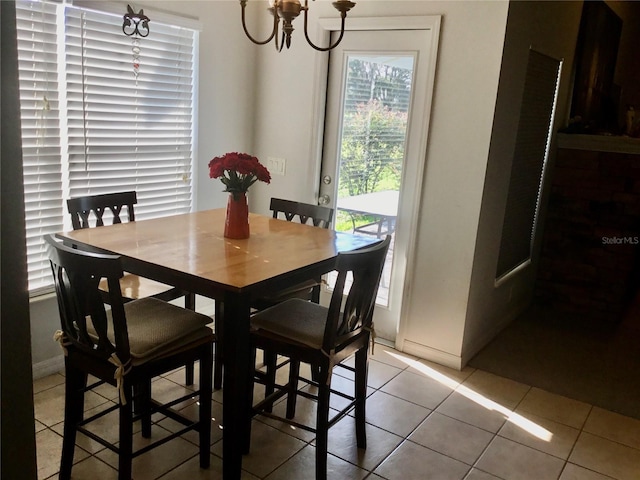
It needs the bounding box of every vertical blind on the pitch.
[496,49,562,279]
[16,0,196,292]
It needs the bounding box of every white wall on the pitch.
[247,1,512,368]
[31,0,513,373]
[188,0,260,210]
[30,0,589,374]
[30,0,259,374]
[463,1,583,364]
[395,1,509,367]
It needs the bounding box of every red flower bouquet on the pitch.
[208,152,271,200]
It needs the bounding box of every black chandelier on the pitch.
[240,0,355,52]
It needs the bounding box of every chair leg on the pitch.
[310,364,320,383]
[263,350,277,413]
[213,301,224,390]
[59,364,85,480]
[309,286,321,383]
[184,293,197,385]
[354,347,368,449]
[184,361,195,386]
[139,378,152,439]
[285,360,300,419]
[315,366,331,480]
[311,283,321,304]
[199,344,213,468]
[118,382,134,480]
[247,345,258,454]
[185,292,196,310]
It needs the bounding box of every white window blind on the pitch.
[15,0,196,292]
[16,0,64,293]
[340,56,411,197]
[63,6,194,216]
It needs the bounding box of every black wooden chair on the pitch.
[213,198,334,390]
[67,191,195,305]
[45,234,214,480]
[270,197,333,227]
[67,191,204,386]
[249,235,391,480]
[259,197,334,307]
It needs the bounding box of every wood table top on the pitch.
[57,208,377,294]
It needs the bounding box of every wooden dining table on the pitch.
[56,208,378,479]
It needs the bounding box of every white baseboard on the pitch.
[400,340,463,371]
[33,355,64,380]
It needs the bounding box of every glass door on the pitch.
[319,27,439,342]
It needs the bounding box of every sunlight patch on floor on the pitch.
[387,351,554,442]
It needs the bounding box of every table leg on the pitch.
[222,291,252,480]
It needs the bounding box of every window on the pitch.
[16,0,197,293]
[496,49,562,280]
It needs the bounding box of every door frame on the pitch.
[308,16,441,348]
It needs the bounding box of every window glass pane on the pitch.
[333,54,415,307]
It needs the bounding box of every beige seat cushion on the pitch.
[250,298,328,349]
[90,297,213,361]
[123,298,212,358]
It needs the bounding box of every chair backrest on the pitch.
[323,235,391,352]
[270,198,333,228]
[67,191,137,230]
[44,234,131,363]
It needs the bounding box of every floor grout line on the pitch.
[33,350,640,480]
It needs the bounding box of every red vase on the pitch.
[224,192,250,239]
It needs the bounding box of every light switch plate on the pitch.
[267,156,286,176]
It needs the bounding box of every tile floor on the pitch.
[34,345,640,480]
[33,300,640,480]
